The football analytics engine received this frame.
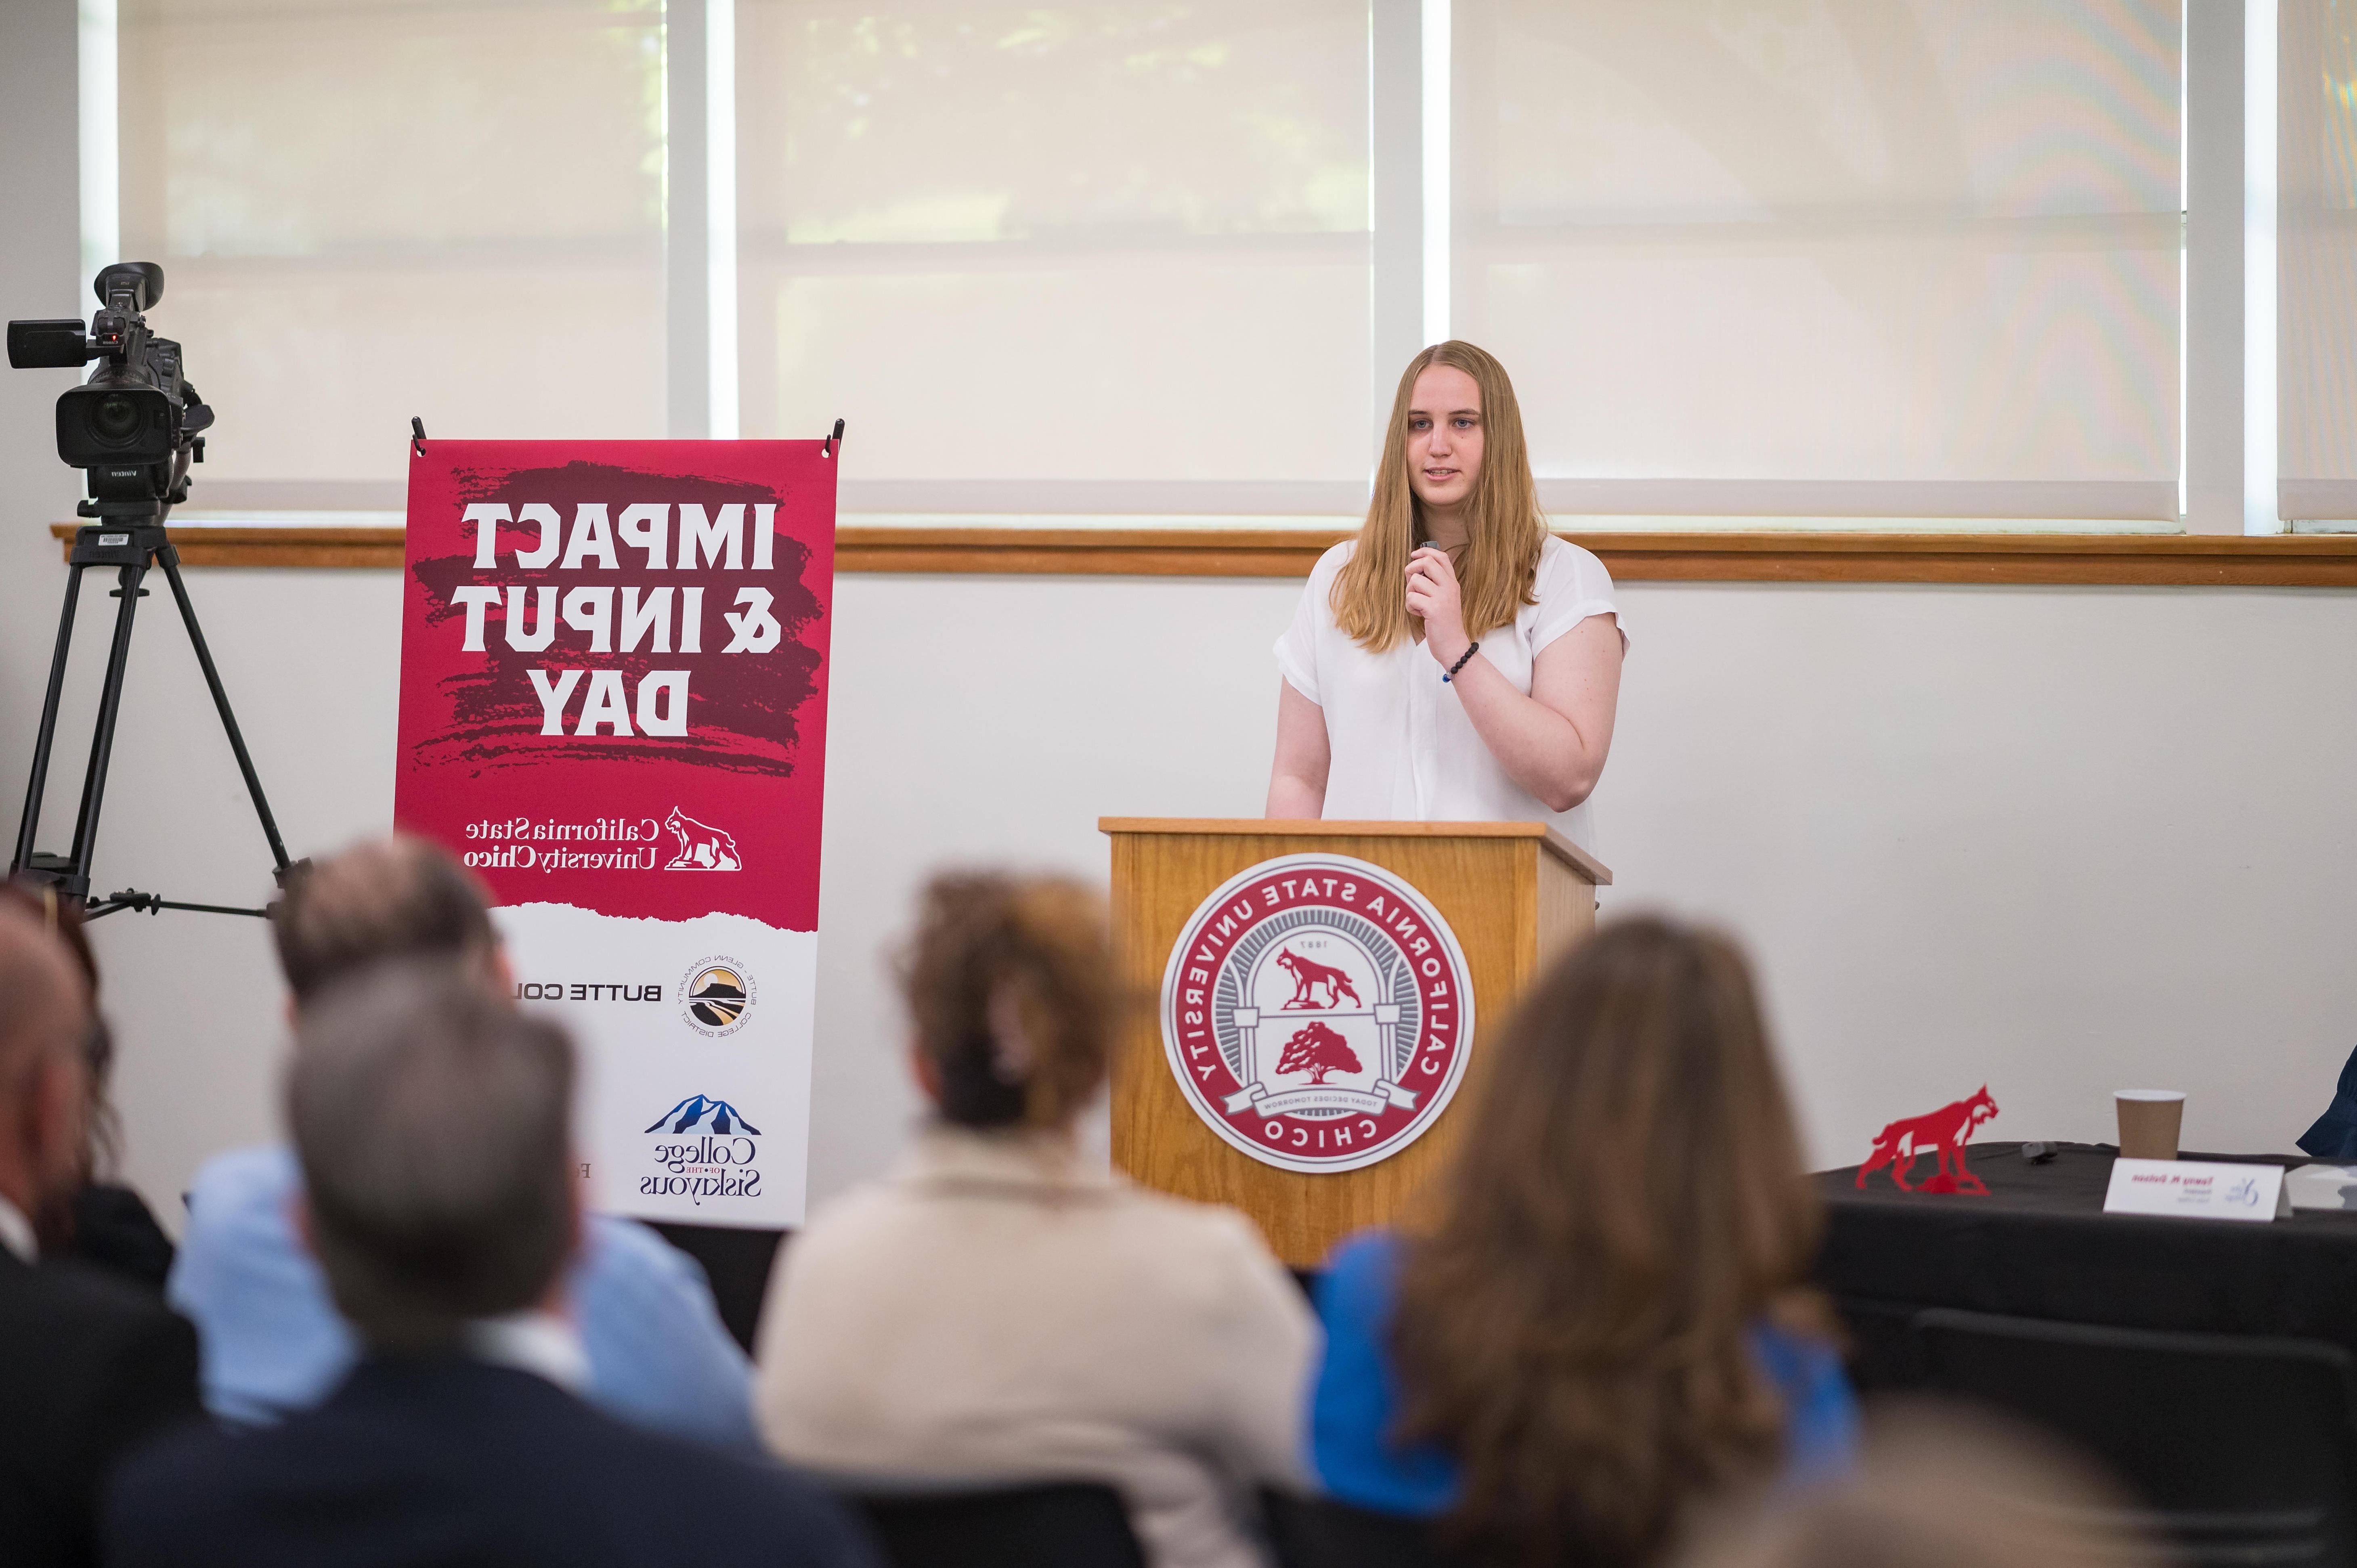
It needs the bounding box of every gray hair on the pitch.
[272,834,499,1005]
[287,960,574,1350]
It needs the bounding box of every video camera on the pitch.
[6,261,213,518]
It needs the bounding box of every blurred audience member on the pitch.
[757,872,1315,1568]
[1676,1402,2160,1568]
[166,834,758,1446]
[1310,917,1858,1567]
[0,879,175,1291]
[0,899,199,1568]
[110,964,879,1568]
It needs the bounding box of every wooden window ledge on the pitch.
[48,522,2357,587]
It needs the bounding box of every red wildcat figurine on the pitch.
[1856,1086,2000,1195]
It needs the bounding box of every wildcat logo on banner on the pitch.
[393,440,834,1227]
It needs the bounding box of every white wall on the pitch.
[2,564,2352,1230]
[7,0,2356,1232]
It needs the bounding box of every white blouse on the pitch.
[1274,535,1623,853]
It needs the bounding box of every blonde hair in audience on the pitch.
[1677,1401,2160,1568]
[1390,917,1827,1568]
[899,873,1114,1131]
[1329,340,1548,654]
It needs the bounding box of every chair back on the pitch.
[1260,1488,1475,1568]
[1913,1308,2357,1568]
[842,1480,1146,1568]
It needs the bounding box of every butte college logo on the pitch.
[1160,853,1474,1174]
[681,958,755,1036]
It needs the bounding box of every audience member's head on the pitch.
[271,834,501,1008]
[1678,1402,2161,1568]
[1,878,118,1180]
[898,872,1113,1132]
[287,961,575,1352]
[0,900,95,1231]
[1390,915,1823,1568]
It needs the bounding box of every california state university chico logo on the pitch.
[663,807,742,870]
[1160,852,1474,1174]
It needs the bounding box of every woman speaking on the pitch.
[1268,342,1623,851]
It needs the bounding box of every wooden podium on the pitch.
[1100,818,1612,1267]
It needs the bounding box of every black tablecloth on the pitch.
[1814,1140,2357,1387]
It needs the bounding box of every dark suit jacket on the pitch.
[106,1354,883,1568]
[58,1184,176,1295]
[0,1247,201,1568]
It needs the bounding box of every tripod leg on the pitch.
[155,544,294,878]
[12,564,89,878]
[61,558,151,902]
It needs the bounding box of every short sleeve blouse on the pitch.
[1273,535,1622,853]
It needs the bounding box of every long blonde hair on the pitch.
[1332,341,1548,653]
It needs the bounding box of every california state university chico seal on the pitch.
[1159,852,1474,1174]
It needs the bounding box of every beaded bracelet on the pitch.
[1442,641,1480,683]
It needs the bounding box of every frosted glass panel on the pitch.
[2280,0,2357,519]
[116,0,667,488]
[1456,1,2182,518]
[736,2,1373,495]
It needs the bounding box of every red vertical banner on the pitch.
[394,440,835,1226]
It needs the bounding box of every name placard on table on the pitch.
[2103,1159,2290,1222]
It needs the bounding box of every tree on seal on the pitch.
[1275,1021,1361,1085]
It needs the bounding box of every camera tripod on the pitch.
[13,500,298,919]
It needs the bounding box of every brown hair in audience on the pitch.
[1329,340,1548,653]
[1390,916,1826,1568]
[1677,1402,2160,1568]
[898,872,1113,1130]
[272,835,500,1004]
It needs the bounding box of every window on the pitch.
[1452,1,2182,523]
[99,0,2314,535]
[2280,0,2357,526]
[734,2,1374,513]
[115,0,667,505]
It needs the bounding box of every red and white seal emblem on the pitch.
[1159,852,1475,1174]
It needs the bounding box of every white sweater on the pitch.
[755,1124,1317,1568]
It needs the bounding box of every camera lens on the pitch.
[93,394,143,440]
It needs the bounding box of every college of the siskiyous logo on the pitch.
[1160,852,1474,1174]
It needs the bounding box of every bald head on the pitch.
[272,836,499,1007]
[0,901,92,1223]
[0,901,86,1087]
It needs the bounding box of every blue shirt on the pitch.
[166,1145,760,1451]
[1309,1230,1860,1514]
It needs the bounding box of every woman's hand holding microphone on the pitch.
[1406,546,1473,672]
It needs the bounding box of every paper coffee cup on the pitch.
[2116,1090,2186,1160]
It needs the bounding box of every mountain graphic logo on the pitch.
[685,965,749,1029]
[646,1095,764,1137]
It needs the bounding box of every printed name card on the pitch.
[2103,1158,2290,1222]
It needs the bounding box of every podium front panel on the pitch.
[1103,821,1600,1267]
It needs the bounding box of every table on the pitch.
[1814,1140,2357,1388]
